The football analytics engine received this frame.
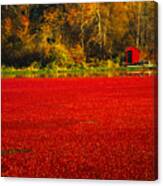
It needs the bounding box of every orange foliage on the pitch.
[4,17,12,35]
[140,50,148,60]
[21,15,29,27]
[20,5,29,11]
[43,10,58,23]
[67,8,80,25]
[67,4,96,26]
[70,44,85,64]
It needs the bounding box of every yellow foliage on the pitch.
[53,43,74,67]
[107,60,116,69]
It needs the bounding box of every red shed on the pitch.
[125,47,140,65]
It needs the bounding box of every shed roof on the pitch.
[125,47,140,52]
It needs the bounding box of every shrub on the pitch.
[46,62,58,71]
[52,43,75,68]
[30,61,41,69]
[107,60,115,69]
[70,44,85,65]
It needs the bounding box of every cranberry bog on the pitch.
[1,75,157,180]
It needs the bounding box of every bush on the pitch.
[30,61,41,69]
[49,43,75,68]
[46,62,58,71]
[107,60,115,68]
[114,56,120,64]
[70,44,85,64]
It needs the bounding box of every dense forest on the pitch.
[1,2,157,69]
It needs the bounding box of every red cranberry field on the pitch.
[1,76,157,180]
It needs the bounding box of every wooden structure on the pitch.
[125,47,140,65]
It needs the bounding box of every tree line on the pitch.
[1,2,157,69]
